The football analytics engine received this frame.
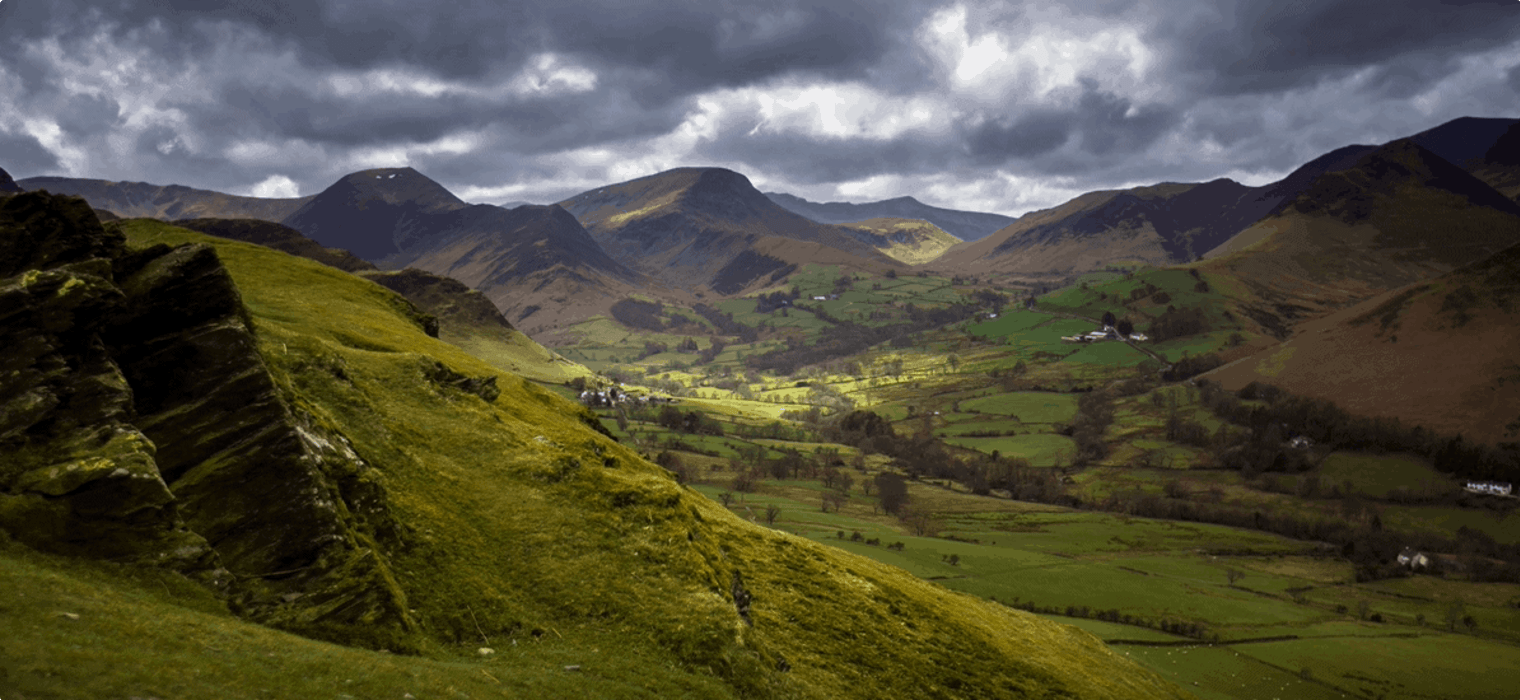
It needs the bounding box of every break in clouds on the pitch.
[1,0,1518,216]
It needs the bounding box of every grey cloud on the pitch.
[1159,0,1520,96]
[0,131,61,175]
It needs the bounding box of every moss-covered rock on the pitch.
[0,193,415,647]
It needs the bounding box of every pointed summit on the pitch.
[281,167,468,261]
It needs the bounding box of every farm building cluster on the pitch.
[579,386,677,408]
[1061,325,1148,343]
[1464,480,1514,496]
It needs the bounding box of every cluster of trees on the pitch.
[610,299,672,332]
[1209,381,1520,484]
[995,597,1215,641]
[1068,390,1115,466]
[655,405,725,436]
[754,289,798,314]
[1161,352,1224,381]
[1148,305,1211,342]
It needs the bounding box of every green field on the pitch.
[960,392,1079,423]
[1317,451,1457,499]
[944,434,1078,465]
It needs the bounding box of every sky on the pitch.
[1,0,1519,217]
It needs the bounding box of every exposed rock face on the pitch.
[0,191,414,648]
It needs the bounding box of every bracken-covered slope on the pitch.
[559,168,902,292]
[0,192,1187,699]
[934,146,1380,278]
[399,203,647,342]
[1198,139,1520,333]
[765,191,1014,243]
[1205,242,1520,445]
[14,175,313,221]
[837,217,962,265]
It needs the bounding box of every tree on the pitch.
[1226,568,1244,586]
[1101,310,1117,327]
[763,504,782,525]
[1116,319,1134,337]
[719,491,734,507]
[875,472,909,515]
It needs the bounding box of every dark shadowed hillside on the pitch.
[559,168,902,291]
[15,175,313,221]
[279,167,469,262]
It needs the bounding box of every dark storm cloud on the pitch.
[1,0,1517,214]
[1160,0,1520,96]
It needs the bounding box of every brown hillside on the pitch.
[1206,243,1520,445]
[402,204,653,343]
[1199,139,1520,334]
[558,167,901,291]
[15,176,312,221]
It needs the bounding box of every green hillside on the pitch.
[1,204,1186,699]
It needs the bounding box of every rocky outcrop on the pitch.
[0,191,414,648]
[362,267,513,336]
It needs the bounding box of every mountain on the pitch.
[398,203,646,342]
[14,175,313,221]
[1405,116,1519,168]
[765,191,1013,242]
[935,145,1386,279]
[558,168,902,293]
[278,166,468,263]
[1200,139,1520,334]
[1470,121,1520,200]
[0,165,20,193]
[837,217,961,265]
[1204,241,1520,445]
[0,189,1185,699]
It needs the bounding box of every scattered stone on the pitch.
[477,647,495,656]
[56,611,80,620]
[563,665,581,672]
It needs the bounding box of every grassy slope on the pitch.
[8,220,1190,700]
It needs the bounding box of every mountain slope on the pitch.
[279,167,469,262]
[765,192,1013,243]
[1204,241,1520,445]
[173,217,378,273]
[0,165,20,193]
[559,168,902,292]
[1199,139,1520,332]
[399,203,647,341]
[15,175,313,221]
[0,192,1187,699]
[1405,116,1519,168]
[837,217,961,265]
[1471,120,1520,200]
[935,145,1381,278]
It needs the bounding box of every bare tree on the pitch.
[719,491,734,507]
[1225,568,1244,586]
[763,504,781,525]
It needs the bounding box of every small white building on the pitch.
[1465,480,1513,496]
[1287,436,1313,449]
[1396,547,1431,569]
